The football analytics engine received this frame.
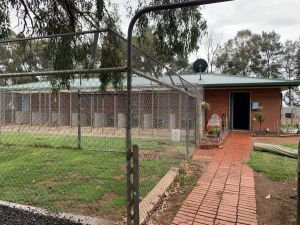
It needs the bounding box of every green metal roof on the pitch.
[181,74,300,88]
[1,73,300,91]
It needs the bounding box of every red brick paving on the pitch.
[171,132,258,225]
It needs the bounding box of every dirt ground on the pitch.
[147,158,208,225]
[1,125,193,139]
[252,136,298,225]
[254,172,296,225]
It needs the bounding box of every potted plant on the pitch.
[254,106,265,133]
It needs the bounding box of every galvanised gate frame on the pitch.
[0,1,232,224]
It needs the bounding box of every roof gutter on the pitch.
[202,82,300,88]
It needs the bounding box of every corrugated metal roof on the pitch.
[181,74,300,88]
[1,73,300,90]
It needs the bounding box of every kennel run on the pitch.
[0,76,196,140]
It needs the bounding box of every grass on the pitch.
[0,131,183,219]
[283,143,298,149]
[0,131,178,152]
[248,150,297,180]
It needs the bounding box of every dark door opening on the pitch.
[230,92,250,130]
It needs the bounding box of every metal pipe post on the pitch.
[39,92,41,129]
[102,96,105,133]
[11,91,14,125]
[185,95,190,157]
[114,91,117,133]
[297,141,300,225]
[77,90,81,150]
[138,89,141,134]
[91,93,93,133]
[126,1,233,223]
[58,92,61,131]
[70,91,72,127]
[132,145,140,225]
[151,90,154,134]
[0,91,2,142]
[49,93,51,130]
[180,93,183,129]
[29,93,32,126]
[44,92,47,125]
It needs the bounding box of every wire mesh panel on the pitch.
[130,71,197,222]
[0,29,199,224]
[0,79,129,223]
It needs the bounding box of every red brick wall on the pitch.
[204,88,282,133]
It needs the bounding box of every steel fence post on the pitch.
[297,141,300,225]
[133,145,139,225]
[185,95,189,157]
[77,90,81,150]
[126,1,233,223]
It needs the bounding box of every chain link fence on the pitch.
[0,29,199,224]
[281,107,300,134]
[0,82,129,223]
[130,46,198,223]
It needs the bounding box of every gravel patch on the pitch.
[0,204,82,225]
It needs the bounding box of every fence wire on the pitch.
[131,49,197,223]
[0,30,198,224]
[0,80,130,223]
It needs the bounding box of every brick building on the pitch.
[1,74,299,134]
[190,74,300,133]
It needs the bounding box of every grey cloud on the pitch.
[203,0,300,40]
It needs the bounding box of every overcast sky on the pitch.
[116,0,300,41]
[115,0,300,60]
[10,0,300,60]
[11,0,300,42]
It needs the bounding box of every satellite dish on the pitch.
[193,59,208,73]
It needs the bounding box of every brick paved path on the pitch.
[172,132,258,225]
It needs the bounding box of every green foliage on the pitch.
[178,166,197,193]
[254,111,265,123]
[216,30,261,76]
[0,0,208,90]
[258,31,283,78]
[248,151,296,180]
[134,0,207,72]
[215,30,296,79]
[296,43,300,78]
[208,127,220,136]
[254,109,265,133]
[0,0,111,37]
[99,29,125,91]
[0,0,128,91]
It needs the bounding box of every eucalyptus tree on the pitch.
[1,0,208,89]
[258,31,283,78]
[215,30,261,76]
[0,0,124,90]
[132,0,207,73]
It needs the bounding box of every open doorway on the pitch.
[230,92,250,130]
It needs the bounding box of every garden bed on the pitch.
[198,131,229,149]
[252,133,300,137]
[254,172,296,225]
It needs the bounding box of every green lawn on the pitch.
[0,131,177,152]
[283,143,298,149]
[248,150,297,180]
[0,131,183,220]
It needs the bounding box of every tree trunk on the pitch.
[260,122,262,133]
